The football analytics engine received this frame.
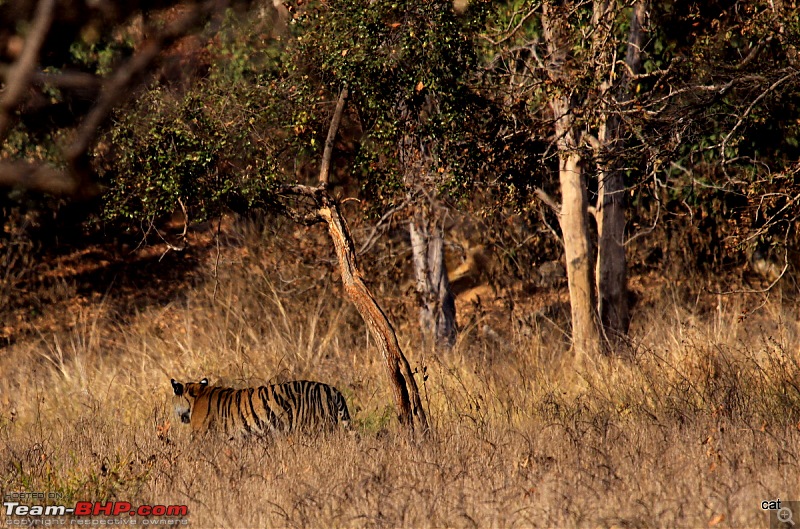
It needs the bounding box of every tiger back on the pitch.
[170,378,351,437]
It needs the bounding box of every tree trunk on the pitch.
[409,212,456,348]
[543,3,602,356]
[595,122,629,342]
[319,199,429,432]
[285,87,429,433]
[595,172,628,339]
[397,92,457,348]
[553,116,601,356]
[594,0,646,344]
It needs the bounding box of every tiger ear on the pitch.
[200,378,209,386]
[171,379,184,396]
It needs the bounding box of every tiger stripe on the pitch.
[170,378,351,437]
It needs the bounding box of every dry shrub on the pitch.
[2,224,800,527]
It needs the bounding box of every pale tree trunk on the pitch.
[398,93,457,349]
[594,0,646,343]
[543,4,602,356]
[552,98,601,356]
[541,1,645,355]
[409,211,456,348]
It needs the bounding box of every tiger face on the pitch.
[170,377,210,429]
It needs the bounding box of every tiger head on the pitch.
[171,377,209,426]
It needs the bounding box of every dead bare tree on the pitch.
[280,88,429,434]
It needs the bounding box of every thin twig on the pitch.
[720,70,800,161]
[481,3,541,46]
[624,188,660,246]
[709,225,793,295]
[534,187,561,220]
[212,216,222,302]
[357,202,408,256]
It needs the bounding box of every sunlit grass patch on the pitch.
[2,229,800,527]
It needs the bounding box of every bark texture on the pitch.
[283,87,428,432]
[319,201,428,432]
[409,213,456,348]
[594,0,647,342]
[543,4,602,356]
[552,100,600,356]
[397,93,457,349]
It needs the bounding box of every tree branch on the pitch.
[0,0,55,142]
[534,186,561,220]
[720,70,800,161]
[0,67,101,93]
[318,86,349,187]
[0,161,83,195]
[0,1,229,198]
[65,2,209,165]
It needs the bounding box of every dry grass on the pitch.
[2,223,800,528]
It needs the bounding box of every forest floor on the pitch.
[1,214,799,528]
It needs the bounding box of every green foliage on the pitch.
[69,32,135,77]
[300,0,473,109]
[354,405,396,434]
[292,0,490,204]
[5,0,799,283]
[637,0,800,266]
[100,16,287,224]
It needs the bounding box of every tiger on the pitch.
[170,377,351,437]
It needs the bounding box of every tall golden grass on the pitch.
[1,219,799,527]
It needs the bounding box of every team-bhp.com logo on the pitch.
[3,493,189,526]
